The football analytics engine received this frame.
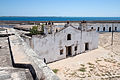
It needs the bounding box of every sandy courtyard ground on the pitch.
[48,32,120,80]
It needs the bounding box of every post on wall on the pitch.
[111,23,114,45]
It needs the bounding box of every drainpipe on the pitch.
[111,23,114,45]
[80,21,83,54]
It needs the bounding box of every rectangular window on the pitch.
[98,27,100,31]
[103,27,105,31]
[74,46,77,51]
[115,27,117,31]
[91,27,93,29]
[60,49,63,55]
[85,43,89,51]
[67,34,71,40]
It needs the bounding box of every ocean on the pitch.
[0,17,120,21]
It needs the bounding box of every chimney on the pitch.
[81,20,87,30]
[78,22,82,30]
[64,21,70,27]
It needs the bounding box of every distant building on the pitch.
[50,22,120,32]
[86,23,120,32]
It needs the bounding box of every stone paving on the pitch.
[0,67,32,80]
[0,37,12,67]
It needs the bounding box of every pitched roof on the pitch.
[56,24,81,33]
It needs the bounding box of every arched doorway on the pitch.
[97,27,100,31]
[103,27,105,31]
[85,43,89,51]
[109,27,111,32]
[115,27,117,31]
[66,46,72,57]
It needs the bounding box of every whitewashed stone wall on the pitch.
[32,26,99,63]
[9,32,60,80]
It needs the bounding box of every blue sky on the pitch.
[0,0,120,17]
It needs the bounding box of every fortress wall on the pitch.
[9,34,60,80]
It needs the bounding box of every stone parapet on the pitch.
[9,33,60,80]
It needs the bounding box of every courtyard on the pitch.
[48,32,120,80]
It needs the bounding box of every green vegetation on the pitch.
[89,69,93,71]
[30,26,40,35]
[70,72,77,76]
[30,25,44,35]
[89,65,95,69]
[52,69,59,73]
[79,64,86,72]
[41,24,44,33]
[96,59,102,62]
[78,67,86,72]
[0,28,6,31]
[87,62,94,65]
[80,64,85,67]
[87,73,91,77]
[104,58,116,63]
[101,73,105,76]
[95,73,101,76]
[118,63,120,66]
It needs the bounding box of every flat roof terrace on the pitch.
[0,29,33,80]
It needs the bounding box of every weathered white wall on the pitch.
[31,26,99,63]
[9,34,60,80]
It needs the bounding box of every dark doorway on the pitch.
[44,58,46,63]
[103,27,105,31]
[60,49,63,55]
[85,43,89,51]
[115,27,117,31]
[74,46,77,51]
[109,27,111,32]
[97,27,100,31]
[66,46,72,57]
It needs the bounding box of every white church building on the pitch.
[30,23,99,63]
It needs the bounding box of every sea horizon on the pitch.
[1,16,120,17]
[0,16,120,21]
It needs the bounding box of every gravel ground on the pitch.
[99,32,120,57]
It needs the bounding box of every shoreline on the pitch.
[1,20,120,25]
